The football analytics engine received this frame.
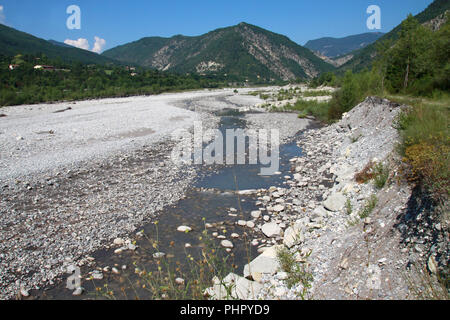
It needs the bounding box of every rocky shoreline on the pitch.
[206,96,448,300]
[1,92,447,300]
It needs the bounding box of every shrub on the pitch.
[392,96,449,202]
[373,163,390,189]
[359,195,378,219]
[276,247,313,295]
[355,161,376,184]
[289,99,331,123]
[405,141,449,201]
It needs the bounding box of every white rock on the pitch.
[276,272,289,280]
[238,189,257,195]
[273,204,285,212]
[283,225,304,248]
[175,278,185,285]
[113,238,125,246]
[206,273,263,300]
[72,287,84,296]
[246,221,255,228]
[261,222,282,238]
[153,252,166,259]
[323,192,347,212]
[20,287,30,297]
[243,246,282,282]
[177,226,192,233]
[221,240,234,248]
[428,256,438,274]
[251,210,262,219]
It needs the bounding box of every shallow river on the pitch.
[35,105,308,300]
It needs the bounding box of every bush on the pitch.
[289,99,331,123]
[393,97,449,201]
[276,247,313,294]
[359,195,378,219]
[373,163,390,189]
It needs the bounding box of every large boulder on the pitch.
[323,192,347,212]
[243,245,282,282]
[283,224,304,248]
[205,273,263,300]
[261,222,282,238]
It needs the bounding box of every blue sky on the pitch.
[0,0,434,53]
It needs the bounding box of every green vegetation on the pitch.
[304,32,385,58]
[359,195,378,219]
[276,247,313,297]
[103,22,335,82]
[345,199,353,215]
[302,90,332,97]
[354,161,390,190]
[248,90,271,100]
[390,95,449,202]
[292,99,331,123]
[338,0,450,73]
[306,13,449,205]
[373,163,390,190]
[0,24,114,65]
[0,54,225,106]
[309,71,338,88]
[94,222,234,300]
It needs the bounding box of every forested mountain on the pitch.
[0,24,116,65]
[103,22,335,82]
[304,32,384,58]
[339,0,450,72]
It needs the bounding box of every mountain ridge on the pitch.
[304,32,385,58]
[0,23,116,65]
[339,0,450,72]
[103,22,335,82]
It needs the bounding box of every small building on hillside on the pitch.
[34,65,56,71]
[9,64,20,70]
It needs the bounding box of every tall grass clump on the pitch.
[290,99,331,123]
[392,95,449,203]
[276,247,313,298]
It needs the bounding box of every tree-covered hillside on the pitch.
[103,22,335,82]
[339,0,450,73]
[304,32,385,58]
[0,24,116,65]
[0,53,226,106]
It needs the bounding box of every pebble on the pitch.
[177,226,192,233]
[153,252,166,259]
[72,287,84,296]
[220,240,234,248]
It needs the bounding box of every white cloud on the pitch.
[0,5,6,24]
[64,38,90,51]
[92,36,106,54]
[64,36,106,54]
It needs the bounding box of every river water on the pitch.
[34,103,309,300]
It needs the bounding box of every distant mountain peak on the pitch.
[305,32,385,58]
[103,22,335,82]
